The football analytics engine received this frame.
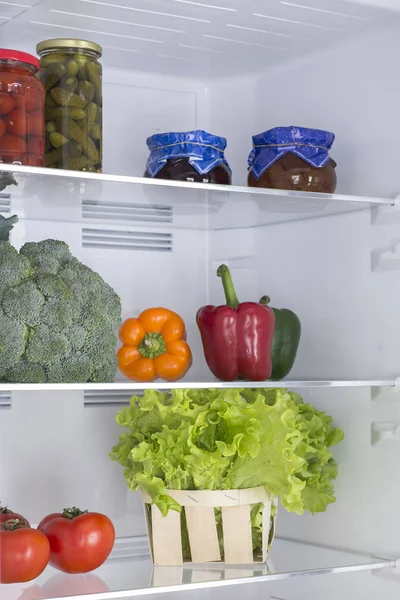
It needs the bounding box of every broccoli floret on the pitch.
[0,242,33,298]
[7,361,46,383]
[26,327,71,367]
[0,226,121,383]
[2,281,44,326]
[47,357,93,383]
[0,311,27,377]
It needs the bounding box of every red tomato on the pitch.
[6,109,29,136]
[13,94,40,113]
[38,508,115,574]
[0,118,5,139]
[0,504,30,527]
[27,111,43,137]
[0,519,50,584]
[0,133,27,155]
[0,93,15,115]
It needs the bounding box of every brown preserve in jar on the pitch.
[145,130,232,185]
[248,126,337,193]
[0,49,45,167]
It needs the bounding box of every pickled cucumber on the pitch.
[51,88,86,108]
[49,132,69,148]
[85,102,97,132]
[89,123,101,140]
[57,118,100,164]
[63,156,96,171]
[39,47,102,172]
[39,64,67,91]
[66,60,79,77]
[45,107,86,121]
[77,81,94,104]
[46,142,82,166]
[61,76,79,92]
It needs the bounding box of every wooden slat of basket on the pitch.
[221,505,253,564]
[151,505,183,566]
[262,500,272,563]
[185,506,221,563]
[142,486,268,507]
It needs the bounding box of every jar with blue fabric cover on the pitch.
[248,126,337,193]
[145,130,232,185]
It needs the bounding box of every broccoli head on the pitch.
[0,218,121,383]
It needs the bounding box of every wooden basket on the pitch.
[142,487,277,566]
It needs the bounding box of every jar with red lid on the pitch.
[0,49,45,167]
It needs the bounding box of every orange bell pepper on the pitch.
[117,308,192,382]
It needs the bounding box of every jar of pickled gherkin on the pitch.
[36,38,102,173]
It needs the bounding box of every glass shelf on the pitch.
[0,164,394,231]
[0,379,395,393]
[3,537,395,600]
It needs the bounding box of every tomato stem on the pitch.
[62,507,88,520]
[0,504,13,514]
[3,519,26,531]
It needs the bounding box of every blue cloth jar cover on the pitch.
[146,127,335,180]
[248,126,335,180]
[146,130,232,178]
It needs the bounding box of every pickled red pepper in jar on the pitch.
[36,38,102,172]
[0,49,45,167]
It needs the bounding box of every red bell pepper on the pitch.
[196,265,275,381]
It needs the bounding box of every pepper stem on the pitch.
[62,507,88,520]
[138,332,166,359]
[260,296,271,306]
[217,264,240,309]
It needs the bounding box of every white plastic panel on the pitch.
[0,0,398,77]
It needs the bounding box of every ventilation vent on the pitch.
[82,227,173,252]
[0,195,11,214]
[0,392,12,410]
[84,390,143,407]
[82,199,173,225]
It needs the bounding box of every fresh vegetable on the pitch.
[38,507,115,574]
[118,308,192,382]
[0,504,30,527]
[260,296,301,380]
[197,265,275,381]
[111,388,344,522]
[0,519,50,584]
[0,215,121,383]
[0,118,5,139]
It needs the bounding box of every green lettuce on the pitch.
[110,388,343,519]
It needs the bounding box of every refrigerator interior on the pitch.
[1,0,400,599]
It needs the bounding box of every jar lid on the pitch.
[0,49,40,70]
[36,38,102,57]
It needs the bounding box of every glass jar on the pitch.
[36,38,102,173]
[144,130,232,185]
[0,49,44,167]
[248,126,337,193]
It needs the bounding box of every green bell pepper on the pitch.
[260,296,301,380]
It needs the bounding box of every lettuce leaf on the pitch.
[110,388,344,517]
